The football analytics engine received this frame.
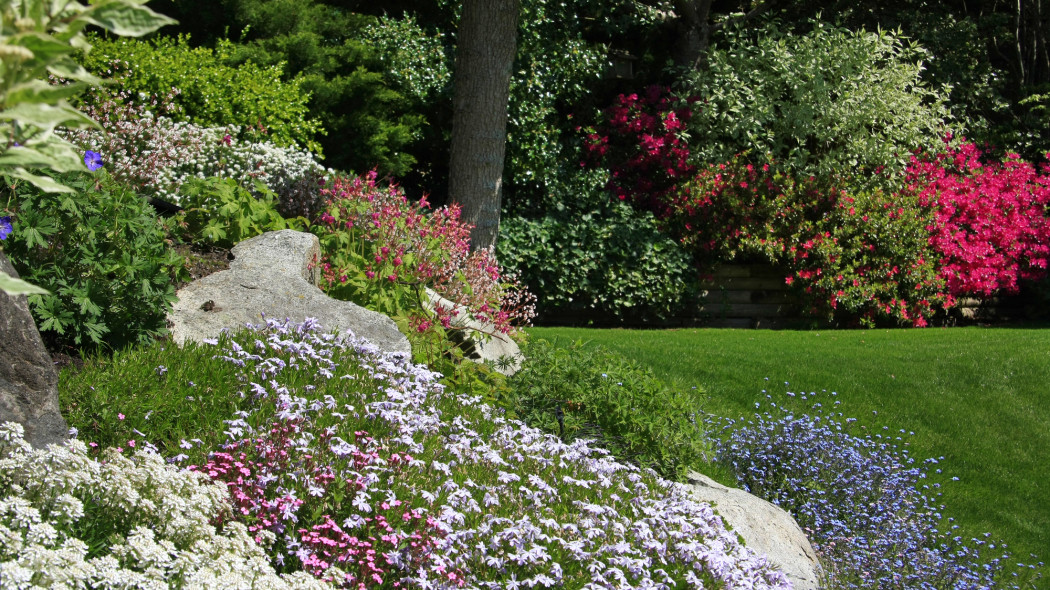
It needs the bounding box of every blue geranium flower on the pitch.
[0,216,12,241]
[83,150,103,171]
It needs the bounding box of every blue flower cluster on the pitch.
[714,389,1044,590]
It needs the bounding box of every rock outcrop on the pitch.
[685,471,823,590]
[423,288,522,375]
[168,230,410,355]
[0,253,68,448]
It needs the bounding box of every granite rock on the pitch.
[168,230,410,355]
[0,252,68,448]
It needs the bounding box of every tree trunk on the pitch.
[448,0,520,252]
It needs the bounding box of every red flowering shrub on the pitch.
[580,85,695,213]
[906,139,1050,298]
[669,156,951,326]
[313,172,536,337]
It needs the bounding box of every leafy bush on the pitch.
[62,93,329,214]
[355,13,451,104]
[314,172,536,339]
[669,156,949,326]
[0,0,174,296]
[79,35,324,153]
[503,338,711,480]
[217,2,428,177]
[498,170,699,323]
[0,422,329,589]
[172,177,303,249]
[677,20,951,191]
[906,138,1050,298]
[715,390,1043,589]
[1,171,183,351]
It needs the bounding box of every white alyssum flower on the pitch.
[0,422,334,590]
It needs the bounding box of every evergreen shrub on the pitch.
[498,172,699,325]
[79,35,323,154]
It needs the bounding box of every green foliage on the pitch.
[59,336,243,458]
[172,176,303,249]
[79,34,323,153]
[356,13,451,104]
[501,0,671,210]
[213,1,428,177]
[499,170,699,324]
[503,338,711,481]
[0,0,174,294]
[679,20,952,191]
[1,171,183,352]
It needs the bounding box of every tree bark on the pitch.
[447,0,520,252]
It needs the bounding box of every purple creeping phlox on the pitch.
[83,149,104,172]
[714,388,1044,590]
[190,317,790,589]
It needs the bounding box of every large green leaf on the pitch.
[0,102,98,133]
[0,270,51,295]
[3,78,88,108]
[81,1,177,37]
[5,167,76,193]
[9,31,75,63]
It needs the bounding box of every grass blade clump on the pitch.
[503,338,711,481]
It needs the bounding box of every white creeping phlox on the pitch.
[0,422,333,590]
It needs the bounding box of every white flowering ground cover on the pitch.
[1,318,790,589]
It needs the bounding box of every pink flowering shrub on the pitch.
[580,85,695,213]
[906,138,1050,298]
[314,172,536,337]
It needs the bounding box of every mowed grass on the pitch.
[528,326,1050,575]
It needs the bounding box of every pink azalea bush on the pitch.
[668,157,951,326]
[314,172,536,338]
[906,138,1050,298]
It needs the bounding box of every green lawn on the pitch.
[529,326,1050,576]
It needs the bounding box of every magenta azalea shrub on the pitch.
[583,88,1050,325]
[314,172,536,337]
[176,318,791,589]
[580,85,695,213]
[906,138,1050,298]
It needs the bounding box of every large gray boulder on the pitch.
[423,288,522,375]
[0,253,68,449]
[686,471,824,590]
[168,230,410,355]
